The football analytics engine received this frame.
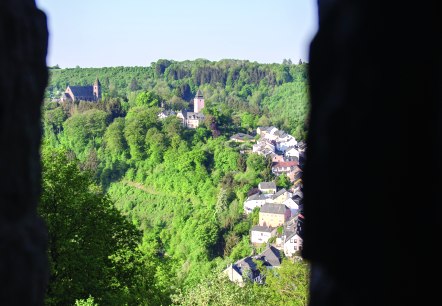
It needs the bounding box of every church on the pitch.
[61,78,101,102]
[177,90,205,128]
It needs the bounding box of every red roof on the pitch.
[272,161,298,168]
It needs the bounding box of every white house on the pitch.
[257,126,278,137]
[285,147,300,159]
[244,193,269,214]
[276,136,298,152]
[258,182,277,194]
[284,232,303,257]
[251,225,277,245]
[283,198,299,216]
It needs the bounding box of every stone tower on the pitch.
[194,89,204,113]
[93,78,101,100]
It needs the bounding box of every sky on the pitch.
[36,0,318,68]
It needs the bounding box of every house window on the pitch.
[294,239,297,243]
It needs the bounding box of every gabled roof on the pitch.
[285,230,302,243]
[272,161,298,168]
[260,203,288,214]
[246,193,268,201]
[68,85,94,98]
[272,188,288,199]
[258,246,281,267]
[258,181,276,190]
[235,257,259,277]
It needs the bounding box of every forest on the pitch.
[40,59,310,305]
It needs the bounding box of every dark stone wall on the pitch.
[303,1,441,305]
[0,0,48,304]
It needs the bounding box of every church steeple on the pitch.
[93,78,101,100]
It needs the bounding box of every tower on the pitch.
[194,89,204,113]
[93,78,101,101]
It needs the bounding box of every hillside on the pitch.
[40,59,310,305]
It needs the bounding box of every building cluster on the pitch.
[224,207,304,286]
[225,126,307,287]
[253,126,306,182]
[158,89,206,129]
[247,181,304,253]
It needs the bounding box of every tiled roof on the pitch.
[258,182,276,190]
[272,161,298,168]
[260,203,288,214]
[251,225,274,233]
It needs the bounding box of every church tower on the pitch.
[93,78,101,101]
[194,89,204,113]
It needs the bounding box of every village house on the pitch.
[285,147,300,159]
[282,215,304,257]
[250,225,277,245]
[284,232,303,257]
[267,188,291,204]
[276,136,298,152]
[271,161,298,175]
[259,203,291,227]
[258,182,277,194]
[230,133,255,143]
[61,78,102,102]
[176,90,205,128]
[257,126,278,138]
[224,246,281,286]
[158,109,176,120]
[252,139,275,155]
[243,193,269,214]
[244,185,293,214]
[283,197,299,216]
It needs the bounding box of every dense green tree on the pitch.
[61,109,108,158]
[135,91,162,107]
[260,259,310,305]
[124,106,159,160]
[39,146,144,305]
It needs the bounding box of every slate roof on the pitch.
[231,133,254,141]
[246,193,269,201]
[272,188,287,199]
[258,182,276,190]
[258,246,281,267]
[195,89,203,98]
[69,85,94,99]
[234,257,260,279]
[260,203,288,214]
[251,225,274,233]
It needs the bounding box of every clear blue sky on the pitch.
[36,0,318,68]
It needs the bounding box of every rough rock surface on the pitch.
[304,1,441,305]
[0,0,48,304]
